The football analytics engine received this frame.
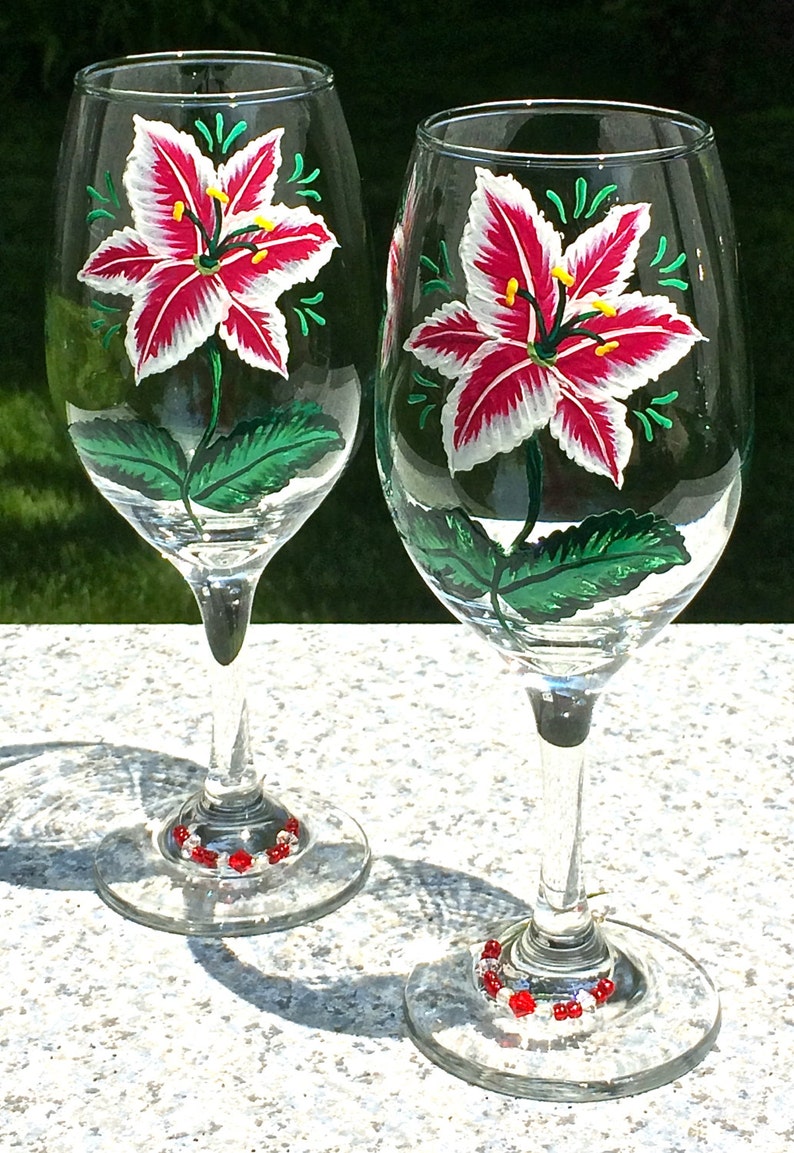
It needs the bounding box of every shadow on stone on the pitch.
[187,855,529,1041]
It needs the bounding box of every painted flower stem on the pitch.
[489,564,512,634]
[485,439,544,632]
[181,339,224,534]
[509,438,543,553]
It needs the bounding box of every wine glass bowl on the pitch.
[46,52,372,934]
[376,100,751,1098]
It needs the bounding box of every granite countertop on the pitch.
[0,623,792,1152]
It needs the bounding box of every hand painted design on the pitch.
[70,394,343,518]
[545,177,618,225]
[407,370,441,430]
[650,235,690,291]
[633,389,679,442]
[402,503,689,628]
[406,168,703,486]
[194,112,247,156]
[287,153,323,201]
[394,169,698,627]
[89,299,123,348]
[73,116,344,525]
[381,169,418,364]
[86,171,121,224]
[78,115,337,382]
[420,239,453,296]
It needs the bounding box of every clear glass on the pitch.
[46,52,373,934]
[376,100,751,1098]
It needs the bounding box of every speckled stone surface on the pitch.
[0,623,792,1152]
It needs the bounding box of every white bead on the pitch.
[496,987,513,1005]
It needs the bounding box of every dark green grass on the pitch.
[1,1,791,623]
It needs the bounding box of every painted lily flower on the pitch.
[78,115,338,382]
[381,170,418,364]
[405,168,703,486]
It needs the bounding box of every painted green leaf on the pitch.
[188,402,344,511]
[497,509,690,622]
[404,506,499,599]
[70,418,187,501]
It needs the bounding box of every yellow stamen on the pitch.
[172,200,185,222]
[505,277,519,307]
[251,249,268,265]
[551,266,575,288]
[207,187,230,204]
[591,299,617,318]
[595,340,620,357]
[254,216,276,232]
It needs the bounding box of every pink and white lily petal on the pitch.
[243,207,339,293]
[548,382,634,487]
[220,295,290,377]
[218,128,283,217]
[77,228,159,295]
[381,224,405,364]
[125,116,216,259]
[442,342,559,472]
[126,261,228,381]
[404,301,490,377]
[461,168,561,344]
[557,292,704,399]
[563,203,650,309]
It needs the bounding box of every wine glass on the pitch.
[376,100,751,1098]
[45,52,373,935]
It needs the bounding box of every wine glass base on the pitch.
[404,919,720,1101]
[94,791,370,936]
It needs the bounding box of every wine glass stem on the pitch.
[193,573,262,808]
[204,637,259,805]
[513,687,611,982]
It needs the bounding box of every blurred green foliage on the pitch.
[1,0,792,622]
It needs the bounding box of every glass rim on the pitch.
[74,50,335,104]
[416,98,715,166]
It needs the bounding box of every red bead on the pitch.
[191,845,218,867]
[567,999,583,1018]
[482,970,504,997]
[553,1002,569,1020]
[592,977,616,1004]
[481,939,502,960]
[284,817,300,836]
[509,990,536,1018]
[173,825,190,847]
[228,849,254,874]
[266,843,290,864]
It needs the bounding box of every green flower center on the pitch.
[172,191,274,272]
[504,268,621,362]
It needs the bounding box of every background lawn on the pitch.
[1,0,791,624]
